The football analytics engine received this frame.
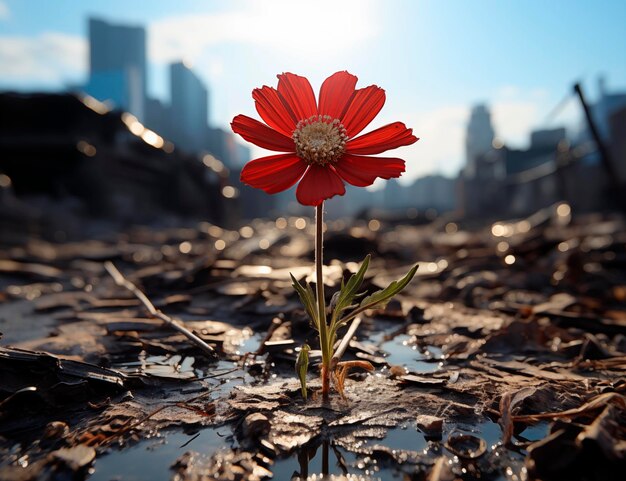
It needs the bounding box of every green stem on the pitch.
[315,203,330,400]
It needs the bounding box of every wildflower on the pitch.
[232,72,420,401]
[232,71,418,206]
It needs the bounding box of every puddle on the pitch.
[84,408,527,481]
[517,421,551,442]
[89,427,233,481]
[372,420,501,454]
[379,335,443,373]
[112,352,199,380]
[457,419,502,447]
[78,326,530,481]
[272,441,382,480]
[111,351,250,394]
[236,331,264,355]
[272,419,516,481]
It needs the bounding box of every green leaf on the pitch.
[295,344,310,400]
[332,254,370,321]
[359,264,418,311]
[290,273,319,329]
[326,255,371,345]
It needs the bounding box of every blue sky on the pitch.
[1,0,625,180]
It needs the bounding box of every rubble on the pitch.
[0,206,625,480]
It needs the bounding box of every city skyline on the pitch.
[86,18,147,120]
[1,0,625,182]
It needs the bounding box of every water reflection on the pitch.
[274,440,374,481]
[273,418,517,481]
[379,335,443,374]
[89,427,230,481]
[86,415,527,481]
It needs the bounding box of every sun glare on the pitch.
[257,0,377,57]
[150,0,378,64]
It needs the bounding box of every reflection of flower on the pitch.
[232,71,419,206]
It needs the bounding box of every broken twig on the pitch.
[330,317,361,371]
[104,261,215,358]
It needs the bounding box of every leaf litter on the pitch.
[0,207,625,480]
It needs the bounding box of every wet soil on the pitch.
[1,206,625,480]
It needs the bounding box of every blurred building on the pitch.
[498,128,567,214]
[461,126,574,217]
[593,77,626,140]
[458,96,618,218]
[464,104,495,178]
[409,175,456,213]
[530,128,567,150]
[325,184,384,219]
[460,104,500,217]
[376,175,456,216]
[237,177,275,220]
[85,18,147,120]
[383,178,407,210]
[317,173,457,221]
[144,97,172,139]
[205,127,250,170]
[169,61,210,152]
[0,93,238,237]
[78,16,334,223]
[506,128,566,175]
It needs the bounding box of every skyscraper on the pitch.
[464,104,495,178]
[593,76,626,140]
[169,61,209,151]
[85,18,147,120]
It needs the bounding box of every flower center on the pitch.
[292,115,347,166]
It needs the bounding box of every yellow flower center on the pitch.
[292,115,347,166]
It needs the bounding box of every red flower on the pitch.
[231,71,419,206]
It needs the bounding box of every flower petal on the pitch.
[346,122,419,155]
[253,86,298,137]
[334,153,405,187]
[318,71,358,120]
[296,165,346,206]
[231,114,294,152]
[240,154,307,194]
[277,72,317,121]
[341,85,386,137]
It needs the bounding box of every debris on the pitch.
[172,450,273,481]
[104,261,216,358]
[428,456,455,481]
[43,421,70,439]
[50,445,96,471]
[498,387,540,445]
[416,415,444,439]
[400,374,446,387]
[241,413,270,439]
[444,432,487,459]
[268,411,322,453]
[1,210,625,480]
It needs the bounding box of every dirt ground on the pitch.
[1,205,625,480]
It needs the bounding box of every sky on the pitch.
[1,0,625,182]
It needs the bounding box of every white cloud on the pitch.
[208,58,224,78]
[492,87,549,146]
[149,0,378,64]
[383,87,559,181]
[496,85,522,99]
[389,105,469,181]
[491,101,540,147]
[0,32,86,85]
[0,1,9,20]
